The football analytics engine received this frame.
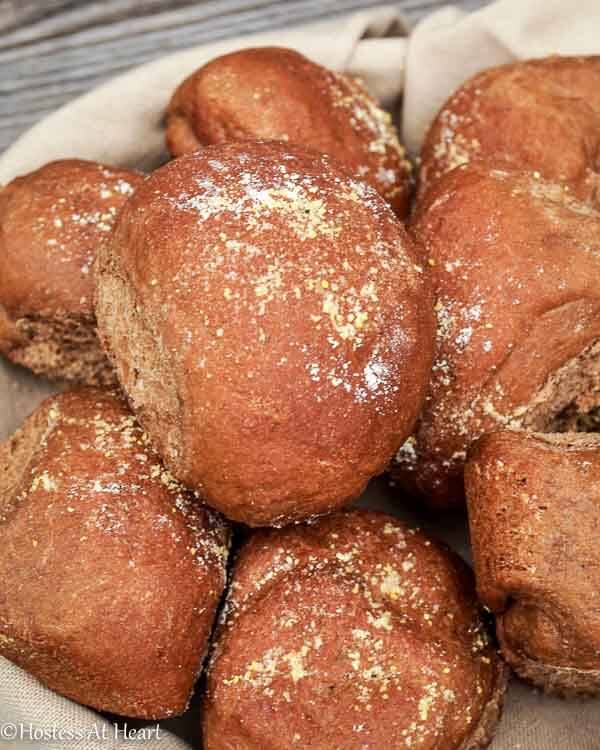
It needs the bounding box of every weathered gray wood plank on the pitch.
[0,0,487,154]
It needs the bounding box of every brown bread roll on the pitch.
[419,55,600,202]
[0,159,143,384]
[95,141,434,527]
[0,388,230,718]
[203,509,508,750]
[390,162,600,510]
[165,47,413,217]
[466,429,600,696]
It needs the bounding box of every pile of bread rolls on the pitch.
[1,46,599,748]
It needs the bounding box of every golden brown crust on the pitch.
[419,55,600,202]
[0,387,230,718]
[203,509,508,750]
[165,47,413,217]
[95,141,434,527]
[0,159,143,384]
[390,162,600,509]
[465,429,600,696]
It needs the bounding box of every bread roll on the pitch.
[0,159,143,384]
[203,509,508,749]
[466,429,600,696]
[390,162,600,509]
[95,141,434,526]
[166,47,412,217]
[0,388,230,718]
[419,56,600,202]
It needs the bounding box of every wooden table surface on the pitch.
[0,0,487,154]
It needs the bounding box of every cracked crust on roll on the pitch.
[390,163,600,510]
[0,159,144,384]
[496,618,600,699]
[465,429,600,697]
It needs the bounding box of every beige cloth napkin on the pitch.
[0,661,189,750]
[1,2,600,748]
